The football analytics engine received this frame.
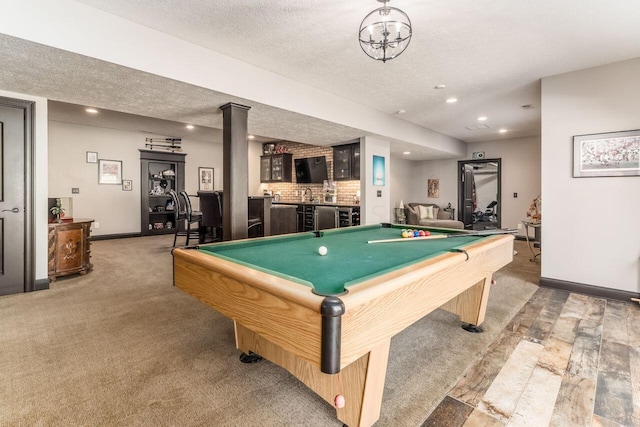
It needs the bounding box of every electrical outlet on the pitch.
[94,222,100,229]
[517,223,522,230]
[72,188,80,194]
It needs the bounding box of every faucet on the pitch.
[303,187,312,203]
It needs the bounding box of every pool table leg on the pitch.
[234,321,391,427]
[440,273,493,329]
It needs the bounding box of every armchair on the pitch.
[404,203,464,229]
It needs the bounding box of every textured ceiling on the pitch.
[2,1,640,159]
[72,0,640,142]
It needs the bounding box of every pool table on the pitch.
[173,223,514,427]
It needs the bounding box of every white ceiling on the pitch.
[3,1,640,159]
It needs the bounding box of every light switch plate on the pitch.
[72,188,80,194]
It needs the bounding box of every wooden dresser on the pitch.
[48,219,94,281]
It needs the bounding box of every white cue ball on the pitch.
[318,246,328,256]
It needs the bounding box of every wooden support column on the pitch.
[219,102,251,241]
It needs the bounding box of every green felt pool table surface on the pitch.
[198,224,484,295]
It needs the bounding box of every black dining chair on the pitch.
[168,190,186,247]
[176,190,202,246]
[207,191,224,242]
[206,191,262,240]
[247,197,264,238]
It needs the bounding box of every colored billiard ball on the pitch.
[418,230,425,237]
[424,231,431,236]
[413,230,420,237]
[318,246,328,256]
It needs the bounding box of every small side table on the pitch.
[394,208,406,224]
[522,220,541,262]
[443,208,455,220]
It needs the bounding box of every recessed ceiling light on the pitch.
[478,116,488,121]
[434,84,446,90]
[499,129,508,133]
[185,124,194,129]
[248,135,255,140]
[85,108,98,114]
[403,151,411,155]
[446,98,458,104]
[396,109,406,115]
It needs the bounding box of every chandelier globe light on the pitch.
[359,0,412,63]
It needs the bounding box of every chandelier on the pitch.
[358,0,412,63]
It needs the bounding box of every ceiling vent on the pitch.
[521,104,535,109]
[465,123,490,131]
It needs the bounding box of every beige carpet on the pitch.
[0,236,539,426]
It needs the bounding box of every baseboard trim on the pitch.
[91,232,143,241]
[540,277,640,302]
[34,278,50,291]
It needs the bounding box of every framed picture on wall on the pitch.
[98,159,123,184]
[372,155,385,186]
[573,129,640,177]
[199,167,214,191]
[428,179,440,198]
[86,151,98,163]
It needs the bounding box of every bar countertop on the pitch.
[272,201,361,208]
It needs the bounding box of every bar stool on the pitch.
[178,190,202,246]
[168,190,186,247]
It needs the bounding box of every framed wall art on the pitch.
[98,159,123,184]
[372,155,385,186]
[573,129,640,177]
[428,179,440,198]
[199,167,214,191]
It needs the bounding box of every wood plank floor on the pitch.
[423,287,640,427]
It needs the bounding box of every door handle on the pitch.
[2,208,19,213]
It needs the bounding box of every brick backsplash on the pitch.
[262,141,361,206]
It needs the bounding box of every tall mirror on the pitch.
[457,159,501,230]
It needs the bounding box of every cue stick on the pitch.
[368,235,448,244]
[367,228,517,244]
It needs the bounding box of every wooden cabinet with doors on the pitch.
[140,150,186,236]
[260,153,292,183]
[48,219,94,281]
[332,142,360,180]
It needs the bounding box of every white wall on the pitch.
[48,121,222,236]
[361,136,390,225]
[541,58,640,293]
[392,136,541,234]
[466,136,541,233]
[389,157,417,218]
[0,90,49,281]
[402,159,459,211]
[248,140,264,196]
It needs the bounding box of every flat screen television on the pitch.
[295,156,329,183]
